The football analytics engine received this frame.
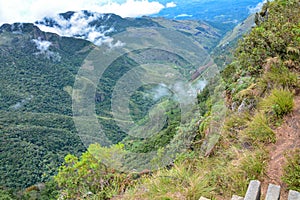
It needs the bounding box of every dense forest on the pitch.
[0,11,224,191]
[1,0,300,199]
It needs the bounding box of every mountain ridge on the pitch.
[0,9,255,193]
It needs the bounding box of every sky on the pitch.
[0,0,176,25]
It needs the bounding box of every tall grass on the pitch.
[260,88,294,119]
[122,161,214,200]
[244,112,275,144]
[282,149,300,191]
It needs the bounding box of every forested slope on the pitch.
[2,0,300,199]
[34,0,300,199]
[0,13,227,191]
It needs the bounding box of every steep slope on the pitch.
[0,5,269,194]
[0,23,92,188]
[0,12,228,190]
[261,95,300,198]
[105,0,300,199]
[151,17,222,51]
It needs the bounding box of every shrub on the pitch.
[223,112,251,139]
[54,144,131,200]
[122,160,214,200]
[0,189,15,200]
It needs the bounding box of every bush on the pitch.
[122,161,214,200]
[223,112,251,139]
[0,189,15,200]
[54,144,131,200]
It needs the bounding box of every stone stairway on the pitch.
[199,180,300,200]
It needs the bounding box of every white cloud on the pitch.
[166,2,177,8]
[32,38,52,52]
[93,0,165,18]
[175,14,193,18]
[32,37,61,61]
[36,11,125,47]
[248,0,269,14]
[0,0,166,25]
[151,84,171,101]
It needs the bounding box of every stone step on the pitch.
[199,197,210,200]
[232,195,244,200]
[288,190,300,200]
[198,180,300,200]
[265,184,281,200]
[244,180,261,200]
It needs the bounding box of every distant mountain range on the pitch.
[153,0,263,22]
[35,10,226,50]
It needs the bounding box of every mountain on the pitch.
[0,11,236,189]
[35,10,227,51]
[47,1,299,199]
[154,0,263,22]
[0,0,269,194]
[0,22,93,188]
[35,11,161,45]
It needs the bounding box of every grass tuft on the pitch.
[244,112,275,144]
[260,88,294,119]
[282,149,300,191]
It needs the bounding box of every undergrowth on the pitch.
[260,88,294,120]
[282,149,300,191]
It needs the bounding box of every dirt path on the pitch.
[261,96,300,198]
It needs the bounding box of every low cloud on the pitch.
[36,11,125,47]
[150,80,207,104]
[0,0,174,25]
[151,84,171,101]
[32,38,61,61]
[11,95,33,110]
[32,38,52,52]
[194,80,207,92]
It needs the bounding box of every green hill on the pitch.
[0,14,232,190]
[3,0,297,199]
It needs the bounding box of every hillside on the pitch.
[0,23,93,188]
[0,12,231,190]
[1,0,299,199]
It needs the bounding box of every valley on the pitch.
[1,0,299,199]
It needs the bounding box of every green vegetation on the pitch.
[1,0,300,198]
[260,88,294,119]
[244,112,275,144]
[282,149,300,191]
[0,15,223,190]
[0,26,90,188]
[117,0,300,199]
[54,144,131,200]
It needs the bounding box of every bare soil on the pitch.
[261,96,300,199]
